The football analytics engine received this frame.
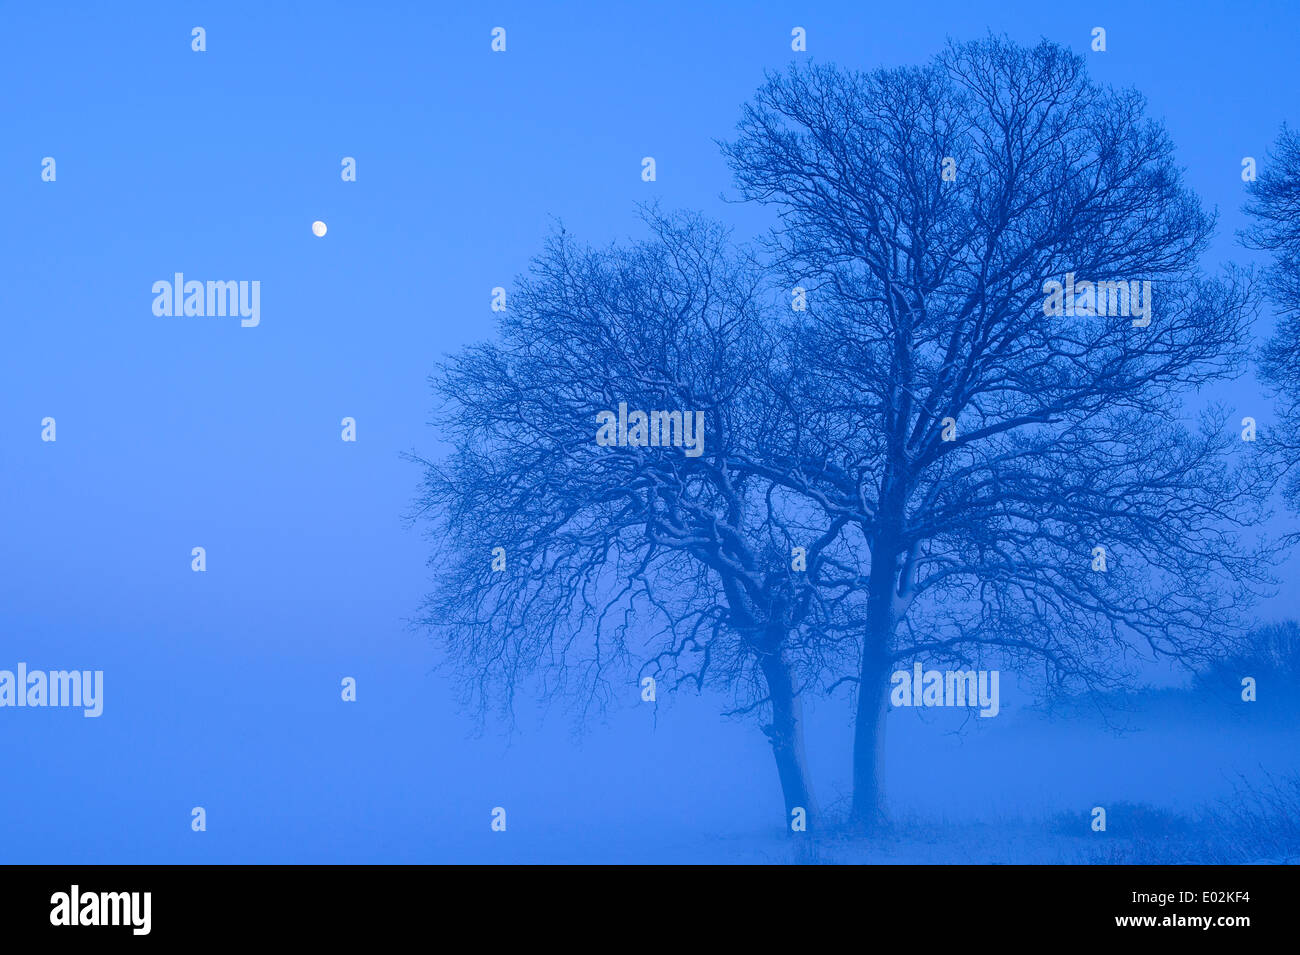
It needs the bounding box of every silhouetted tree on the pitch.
[411,210,860,827]
[1245,125,1300,524]
[725,37,1270,828]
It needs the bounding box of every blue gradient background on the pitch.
[1,1,1297,863]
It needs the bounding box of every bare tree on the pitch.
[411,210,858,828]
[724,37,1271,828]
[1244,125,1300,524]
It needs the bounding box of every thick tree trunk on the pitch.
[758,650,820,832]
[850,645,893,830]
[851,531,902,831]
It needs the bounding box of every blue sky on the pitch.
[1,1,1296,862]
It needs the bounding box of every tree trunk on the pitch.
[850,645,893,831]
[851,535,902,831]
[758,650,821,832]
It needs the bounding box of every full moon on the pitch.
[311,220,327,237]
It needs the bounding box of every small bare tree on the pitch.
[411,211,858,827]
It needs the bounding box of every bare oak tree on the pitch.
[724,37,1270,828]
[1245,125,1300,525]
[411,211,858,827]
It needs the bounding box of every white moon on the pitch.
[312,220,327,237]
